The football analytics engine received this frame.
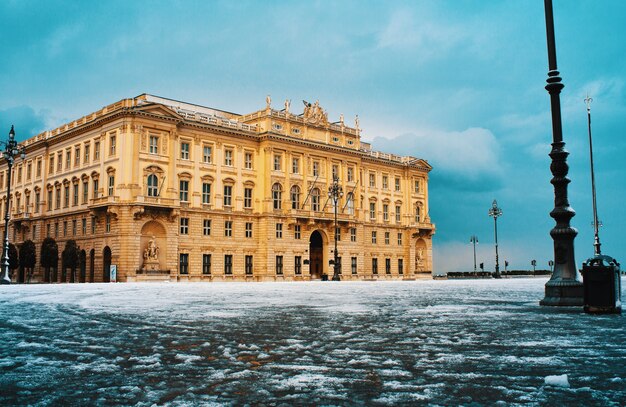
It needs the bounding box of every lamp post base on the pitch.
[540,279,584,306]
[332,273,341,281]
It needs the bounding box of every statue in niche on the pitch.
[144,236,159,261]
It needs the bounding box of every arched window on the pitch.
[290,185,300,210]
[272,183,282,210]
[311,188,321,212]
[147,174,159,197]
[415,204,421,223]
[346,192,354,215]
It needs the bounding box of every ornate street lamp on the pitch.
[328,175,343,281]
[488,200,502,278]
[540,0,583,306]
[0,126,26,285]
[470,235,478,275]
[584,95,602,256]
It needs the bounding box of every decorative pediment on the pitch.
[135,103,184,120]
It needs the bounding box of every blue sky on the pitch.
[1,1,624,273]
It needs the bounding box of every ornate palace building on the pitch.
[1,94,434,282]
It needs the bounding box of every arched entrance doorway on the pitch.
[89,249,95,282]
[309,230,324,279]
[103,246,112,282]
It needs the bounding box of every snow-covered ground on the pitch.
[1,278,624,405]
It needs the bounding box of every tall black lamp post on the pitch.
[540,0,583,306]
[328,175,343,281]
[470,235,478,274]
[0,126,26,285]
[488,200,502,278]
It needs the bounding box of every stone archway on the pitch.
[140,220,167,271]
[309,230,327,279]
[103,246,112,282]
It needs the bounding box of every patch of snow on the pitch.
[544,374,570,388]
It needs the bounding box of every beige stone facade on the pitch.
[1,94,435,283]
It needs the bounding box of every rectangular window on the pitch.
[55,222,59,237]
[276,223,283,238]
[244,152,253,169]
[350,227,356,242]
[84,143,90,163]
[72,219,77,236]
[64,185,69,207]
[180,217,189,235]
[312,161,319,176]
[149,135,159,154]
[46,190,52,211]
[83,181,88,204]
[55,187,61,209]
[203,145,212,163]
[294,225,301,240]
[335,227,340,241]
[385,231,390,245]
[82,218,87,235]
[275,255,283,275]
[382,175,388,189]
[202,183,211,204]
[224,149,233,166]
[244,188,252,208]
[292,158,299,174]
[372,258,378,274]
[295,256,302,275]
[46,223,51,238]
[398,258,404,275]
[202,254,211,275]
[179,180,189,202]
[385,258,391,274]
[332,164,339,179]
[179,253,189,275]
[369,173,376,188]
[63,220,68,237]
[105,215,111,233]
[180,142,190,160]
[32,225,36,241]
[369,202,376,221]
[245,255,253,275]
[203,219,211,236]
[36,159,42,178]
[383,204,389,221]
[224,254,233,275]
[347,167,354,182]
[414,180,420,193]
[273,154,282,171]
[49,155,54,174]
[224,220,232,237]
[93,179,99,199]
[109,135,116,156]
[395,206,401,223]
[351,257,357,274]
[398,233,403,245]
[94,141,100,160]
[26,162,32,180]
[395,177,401,192]
[371,231,377,244]
[75,146,80,166]
[245,222,253,238]
[35,192,40,213]
[57,152,62,171]
[108,175,114,196]
[71,184,78,206]
[65,150,71,169]
[223,185,232,207]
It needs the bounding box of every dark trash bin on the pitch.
[582,255,621,314]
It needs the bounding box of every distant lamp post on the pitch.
[531,259,537,275]
[540,0,583,306]
[548,260,554,273]
[470,235,478,275]
[584,94,602,256]
[488,200,502,278]
[0,126,26,285]
[328,175,343,281]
